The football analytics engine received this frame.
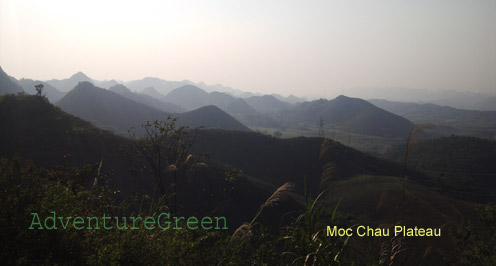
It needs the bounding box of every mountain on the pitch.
[271,94,304,104]
[347,87,496,111]
[163,85,257,115]
[178,105,251,132]
[163,85,209,109]
[284,95,414,137]
[17,79,65,103]
[56,82,250,134]
[108,84,184,113]
[245,95,290,113]
[0,66,23,95]
[369,99,496,138]
[46,71,93,92]
[96,79,120,88]
[125,77,192,96]
[141,86,165,99]
[56,82,170,135]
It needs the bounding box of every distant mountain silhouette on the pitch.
[245,95,290,113]
[96,79,120,88]
[369,99,496,138]
[56,82,167,135]
[164,85,257,115]
[46,71,93,92]
[285,95,414,137]
[271,94,304,104]
[0,66,23,95]
[164,85,209,109]
[56,82,250,134]
[141,86,165,99]
[109,84,184,113]
[178,105,251,132]
[17,79,65,102]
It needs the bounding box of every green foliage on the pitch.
[0,157,227,265]
[443,205,496,265]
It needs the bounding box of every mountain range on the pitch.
[369,99,496,138]
[55,82,250,135]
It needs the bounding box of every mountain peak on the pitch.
[70,71,91,81]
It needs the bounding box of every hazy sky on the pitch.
[1,0,495,97]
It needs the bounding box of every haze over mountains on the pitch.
[2,66,495,142]
[55,82,251,135]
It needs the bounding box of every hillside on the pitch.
[56,82,168,135]
[281,95,414,137]
[0,66,23,95]
[17,78,65,102]
[178,106,251,132]
[384,135,496,202]
[191,130,420,192]
[369,99,496,138]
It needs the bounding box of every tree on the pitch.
[128,116,198,214]
[34,84,45,98]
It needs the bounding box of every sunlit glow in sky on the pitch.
[1,0,495,96]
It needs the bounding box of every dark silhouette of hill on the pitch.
[56,82,251,134]
[108,84,184,113]
[192,130,414,192]
[56,82,167,135]
[0,66,23,95]
[283,95,414,137]
[178,106,251,132]
[46,71,93,92]
[369,99,496,138]
[17,79,65,102]
[245,95,290,113]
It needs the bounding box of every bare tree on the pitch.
[128,116,198,214]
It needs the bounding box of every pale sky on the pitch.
[1,0,495,97]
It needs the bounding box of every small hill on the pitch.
[245,95,290,113]
[178,105,251,132]
[108,84,184,113]
[192,130,412,192]
[369,99,496,138]
[17,79,65,102]
[0,66,23,95]
[286,95,414,137]
[164,85,209,109]
[46,71,94,92]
